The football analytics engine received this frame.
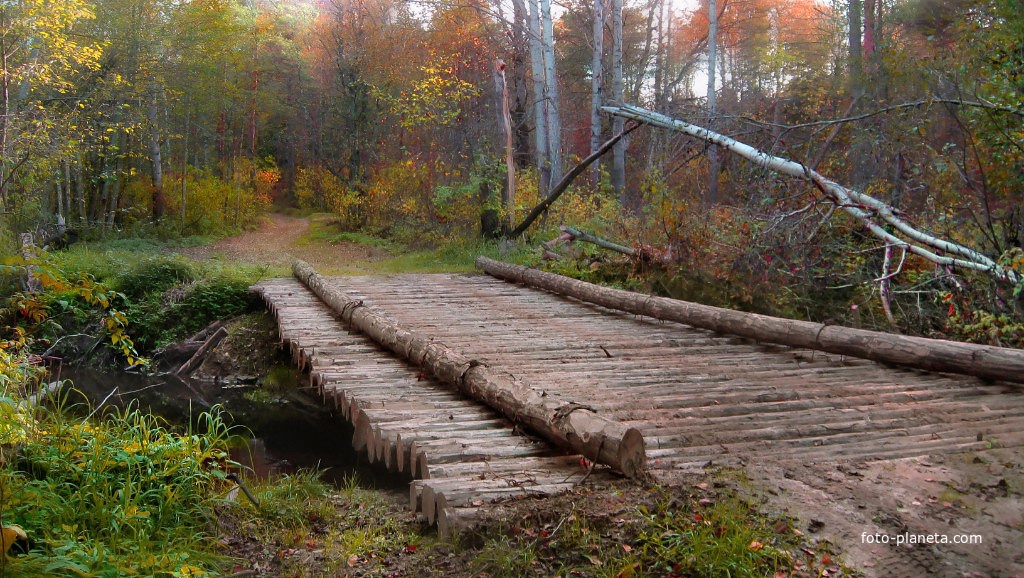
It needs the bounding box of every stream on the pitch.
[47,365,403,489]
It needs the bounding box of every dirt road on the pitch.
[181,213,389,271]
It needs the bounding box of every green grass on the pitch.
[49,240,273,354]
[634,494,801,577]
[297,224,398,253]
[51,238,170,284]
[0,396,241,576]
[222,470,426,578]
[297,212,539,274]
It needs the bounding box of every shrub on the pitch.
[295,166,365,230]
[163,166,272,236]
[114,257,197,300]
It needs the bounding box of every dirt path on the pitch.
[180,213,389,270]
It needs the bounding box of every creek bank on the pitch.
[57,311,399,487]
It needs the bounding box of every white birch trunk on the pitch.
[705,0,720,206]
[147,83,165,222]
[611,0,626,203]
[527,0,551,195]
[589,0,605,182]
[540,0,562,185]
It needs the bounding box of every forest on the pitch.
[4,0,1024,345]
[1,0,1022,340]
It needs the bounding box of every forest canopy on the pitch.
[2,0,1022,344]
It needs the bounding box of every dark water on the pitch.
[47,366,404,489]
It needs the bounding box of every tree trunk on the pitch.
[0,6,11,212]
[508,0,532,167]
[705,0,720,206]
[848,0,863,98]
[292,260,647,479]
[527,0,551,195]
[106,132,127,229]
[589,0,605,182]
[147,82,165,222]
[493,60,516,218]
[73,153,86,226]
[181,99,190,227]
[610,0,626,205]
[54,178,63,222]
[63,158,72,218]
[540,0,562,185]
[476,257,1024,384]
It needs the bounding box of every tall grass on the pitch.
[0,394,240,576]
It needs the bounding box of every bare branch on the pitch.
[739,97,1024,133]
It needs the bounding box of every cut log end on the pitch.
[618,427,648,480]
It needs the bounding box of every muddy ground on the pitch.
[178,215,1024,577]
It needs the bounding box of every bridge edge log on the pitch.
[291,260,647,479]
[475,256,1024,385]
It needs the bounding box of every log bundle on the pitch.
[476,257,1024,385]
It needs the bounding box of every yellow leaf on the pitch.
[615,563,640,578]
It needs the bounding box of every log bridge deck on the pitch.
[253,262,1024,535]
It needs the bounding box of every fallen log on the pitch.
[292,260,647,478]
[475,256,1024,385]
[509,122,640,238]
[175,326,229,376]
[560,226,636,256]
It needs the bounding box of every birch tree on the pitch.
[610,0,626,204]
[705,0,720,205]
[527,0,551,195]
[539,0,562,186]
[602,103,1020,284]
[589,0,605,182]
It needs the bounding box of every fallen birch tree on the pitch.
[601,103,1019,285]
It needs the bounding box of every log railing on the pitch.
[477,257,1024,385]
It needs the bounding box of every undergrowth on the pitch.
[0,392,240,576]
[463,484,855,578]
[48,243,268,355]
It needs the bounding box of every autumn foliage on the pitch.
[0,0,1021,344]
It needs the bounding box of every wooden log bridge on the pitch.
[253,260,1024,535]
[292,259,646,478]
